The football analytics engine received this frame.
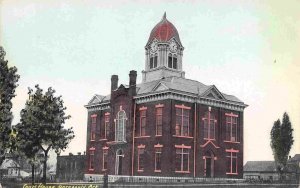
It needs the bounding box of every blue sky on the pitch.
[1,0,299,163]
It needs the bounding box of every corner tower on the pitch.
[142,13,185,82]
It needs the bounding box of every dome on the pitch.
[146,12,182,46]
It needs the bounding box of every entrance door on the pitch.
[206,157,211,177]
[115,149,123,175]
[118,155,122,175]
[204,151,214,178]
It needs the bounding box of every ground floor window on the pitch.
[138,145,145,172]
[155,147,162,172]
[102,147,108,170]
[89,149,95,170]
[175,145,190,173]
[226,149,238,175]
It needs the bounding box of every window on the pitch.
[140,109,147,136]
[225,113,238,142]
[103,113,110,139]
[175,105,190,137]
[115,106,127,142]
[175,145,190,172]
[89,149,95,170]
[138,145,145,172]
[156,107,163,136]
[203,108,216,140]
[102,147,108,170]
[154,147,162,172]
[226,149,238,174]
[91,115,97,141]
[150,54,158,69]
[168,54,177,69]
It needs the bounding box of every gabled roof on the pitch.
[291,154,300,161]
[201,85,226,100]
[88,94,110,105]
[244,161,276,172]
[0,159,20,169]
[86,76,245,107]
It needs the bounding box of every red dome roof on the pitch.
[146,13,182,46]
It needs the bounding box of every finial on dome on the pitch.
[162,12,166,20]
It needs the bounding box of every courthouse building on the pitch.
[84,13,247,179]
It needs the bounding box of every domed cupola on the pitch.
[142,13,185,83]
[146,12,183,47]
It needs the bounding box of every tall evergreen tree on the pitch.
[19,85,74,184]
[270,112,294,180]
[0,46,20,165]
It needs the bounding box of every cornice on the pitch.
[85,90,247,112]
[134,90,247,112]
[85,102,110,112]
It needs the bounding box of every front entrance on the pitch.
[115,149,124,175]
[204,151,214,178]
[206,157,212,177]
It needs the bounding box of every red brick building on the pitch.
[84,13,247,179]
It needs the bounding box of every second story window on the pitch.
[225,113,239,142]
[115,106,127,142]
[156,107,163,136]
[140,110,146,136]
[175,105,190,137]
[203,107,217,140]
[103,113,110,139]
[168,54,177,69]
[90,115,97,141]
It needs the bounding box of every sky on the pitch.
[0,0,299,164]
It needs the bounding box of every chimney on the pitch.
[111,75,118,92]
[77,152,81,155]
[129,70,137,96]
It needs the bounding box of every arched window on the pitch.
[150,54,158,69]
[115,106,127,142]
[168,53,177,69]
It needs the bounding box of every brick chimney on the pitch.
[129,70,137,96]
[111,75,118,92]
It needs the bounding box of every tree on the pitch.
[15,122,42,185]
[19,85,74,184]
[0,46,20,166]
[270,112,294,180]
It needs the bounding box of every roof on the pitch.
[146,12,182,46]
[244,161,277,172]
[291,154,300,161]
[87,76,244,106]
[0,159,20,169]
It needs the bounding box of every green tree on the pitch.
[15,122,42,185]
[19,85,74,184]
[0,46,20,165]
[270,112,294,180]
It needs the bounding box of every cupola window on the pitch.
[150,54,158,69]
[168,54,177,69]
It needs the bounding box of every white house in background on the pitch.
[0,158,20,178]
